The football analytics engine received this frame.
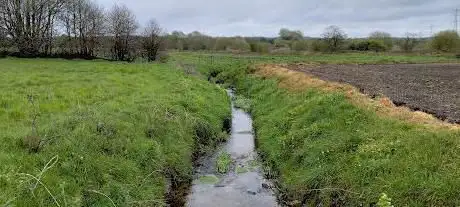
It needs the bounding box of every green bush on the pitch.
[369,31,393,50]
[249,42,270,54]
[431,30,460,52]
[291,40,309,51]
[368,40,387,52]
[310,40,327,52]
[348,40,369,51]
[348,40,387,52]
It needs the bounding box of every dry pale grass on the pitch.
[254,64,460,131]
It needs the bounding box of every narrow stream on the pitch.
[186,90,278,207]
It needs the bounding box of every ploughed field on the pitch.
[290,63,460,123]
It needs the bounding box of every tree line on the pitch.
[164,26,459,54]
[0,0,164,61]
[1,1,459,59]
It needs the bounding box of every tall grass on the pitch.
[0,58,230,206]
[239,76,460,206]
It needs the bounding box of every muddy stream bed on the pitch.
[185,90,278,207]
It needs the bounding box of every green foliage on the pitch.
[377,193,394,207]
[273,39,291,49]
[310,40,328,52]
[369,31,393,50]
[0,58,230,206]
[291,40,309,51]
[249,42,270,54]
[279,28,304,41]
[368,40,387,52]
[349,39,387,52]
[233,95,251,112]
[237,72,460,206]
[431,30,460,52]
[214,37,250,52]
[175,52,460,206]
[216,152,232,173]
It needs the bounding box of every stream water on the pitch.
[186,90,278,207]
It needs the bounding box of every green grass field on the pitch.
[173,52,460,65]
[2,52,460,206]
[0,58,230,206]
[178,53,460,206]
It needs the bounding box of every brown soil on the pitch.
[288,63,460,124]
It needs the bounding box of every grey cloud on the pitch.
[97,0,459,37]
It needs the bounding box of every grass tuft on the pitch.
[216,152,232,174]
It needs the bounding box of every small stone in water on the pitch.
[247,189,257,195]
[261,183,270,189]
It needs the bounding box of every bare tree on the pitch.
[107,4,138,61]
[321,25,347,52]
[58,0,105,57]
[0,0,66,56]
[142,19,164,61]
[399,33,418,52]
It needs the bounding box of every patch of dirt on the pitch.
[288,63,460,124]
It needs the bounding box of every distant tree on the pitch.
[230,37,250,51]
[171,31,186,38]
[214,37,230,50]
[214,37,250,51]
[187,31,213,50]
[398,33,418,52]
[189,31,204,37]
[273,39,290,48]
[369,31,393,50]
[107,4,138,61]
[291,40,309,51]
[249,42,270,53]
[142,19,165,61]
[279,28,304,41]
[311,39,327,52]
[165,31,186,50]
[321,26,347,52]
[59,0,105,56]
[431,30,459,52]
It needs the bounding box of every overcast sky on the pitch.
[98,0,459,37]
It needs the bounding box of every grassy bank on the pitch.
[0,58,230,206]
[239,73,460,206]
[179,53,460,206]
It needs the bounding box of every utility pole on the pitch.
[430,25,433,37]
[455,8,459,34]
